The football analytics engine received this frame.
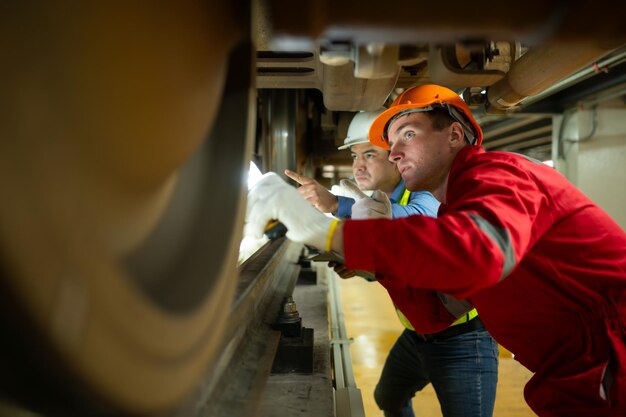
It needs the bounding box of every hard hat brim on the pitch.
[369,104,427,150]
[369,102,483,149]
[337,138,370,150]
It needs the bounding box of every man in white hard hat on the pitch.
[285,109,498,417]
[285,110,437,219]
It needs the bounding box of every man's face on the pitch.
[386,112,455,193]
[350,142,400,192]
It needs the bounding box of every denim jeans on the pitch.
[374,327,499,417]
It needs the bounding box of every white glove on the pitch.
[246,172,335,250]
[341,179,392,220]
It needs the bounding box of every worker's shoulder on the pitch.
[463,148,545,172]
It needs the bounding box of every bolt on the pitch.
[278,296,301,323]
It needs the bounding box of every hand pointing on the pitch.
[284,169,339,214]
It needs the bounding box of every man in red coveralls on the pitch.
[245,84,626,416]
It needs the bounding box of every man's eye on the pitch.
[404,131,415,141]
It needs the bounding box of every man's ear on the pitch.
[449,122,466,147]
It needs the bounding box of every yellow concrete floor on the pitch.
[338,275,538,417]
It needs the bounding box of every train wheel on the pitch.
[0,3,254,415]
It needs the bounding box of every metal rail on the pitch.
[326,266,366,417]
[0,237,361,417]
[169,238,304,417]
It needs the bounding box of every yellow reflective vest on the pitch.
[394,188,478,330]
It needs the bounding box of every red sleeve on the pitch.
[344,149,556,299]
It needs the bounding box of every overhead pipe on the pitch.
[520,45,626,108]
[486,42,620,112]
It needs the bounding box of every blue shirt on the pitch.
[335,180,439,219]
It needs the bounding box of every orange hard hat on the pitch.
[369,84,483,149]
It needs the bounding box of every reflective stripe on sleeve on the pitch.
[467,212,516,280]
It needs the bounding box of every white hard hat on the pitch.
[338,108,386,150]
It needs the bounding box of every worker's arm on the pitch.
[335,196,355,218]
[246,172,336,250]
[391,190,439,218]
[340,153,550,299]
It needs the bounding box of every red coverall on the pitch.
[344,146,626,416]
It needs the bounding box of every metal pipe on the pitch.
[487,42,620,112]
[520,45,626,107]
